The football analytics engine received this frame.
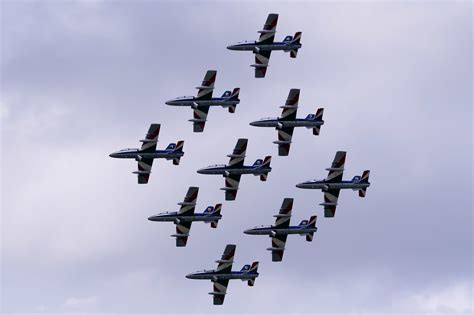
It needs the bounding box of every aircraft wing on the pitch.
[139,123,160,152]
[195,70,216,100]
[322,188,340,218]
[192,105,210,132]
[270,233,288,262]
[253,50,272,78]
[177,186,198,215]
[137,158,154,184]
[174,220,192,247]
[223,173,241,201]
[325,151,346,183]
[227,138,247,168]
[276,127,294,156]
[211,279,229,305]
[273,198,293,228]
[280,89,299,120]
[215,244,235,273]
[257,13,278,44]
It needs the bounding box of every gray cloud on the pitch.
[1,1,472,313]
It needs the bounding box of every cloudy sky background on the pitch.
[1,1,472,313]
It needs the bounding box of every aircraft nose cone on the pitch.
[148,215,157,221]
[243,229,252,234]
[109,152,118,158]
[249,121,257,126]
[296,183,305,188]
[197,168,205,174]
[165,100,173,105]
[185,273,193,279]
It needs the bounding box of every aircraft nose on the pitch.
[296,182,305,188]
[196,168,205,174]
[249,121,257,126]
[109,152,118,158]
[185,273,193,279]
[165,100,173,105]
[243,229,252,235]
[147,215,157,221]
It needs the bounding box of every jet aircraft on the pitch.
[165,70,240,132]
[296,151,371,217]
[227,13,302,78]
[109,124,184,184]
[250,88,324,156]
[197,138,272,201]
[186,244,259,305]
[244,198,317,262]
[148,186,222,247]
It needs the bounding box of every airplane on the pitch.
[109,124,184,184]
[227,13,302,78]
[296,151,371,217]
[244,198,317,262]
[148,186,222,247]
[197,138,272,201]
[165,70,240,132]
[249,88,324,156]
[186,244,259,305]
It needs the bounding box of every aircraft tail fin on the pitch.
[290,32,302,58]
[305,215,317,242]
[226,88,240,113]
[172,141,184,165]
[259,156,272,181]
[358,170,370,197]
[210,203,222,228]
[246,261,259,286]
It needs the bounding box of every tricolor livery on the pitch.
[148,187,222,247]
[109,124,184,184]
[227,13,302,78]
[296,151,371,217]
[244,198,318,262]
[165,70,240,132]
[197,138,272,201]
[186,244,259,305]
[250,89,324,156]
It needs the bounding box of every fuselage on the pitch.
[109,148,183,159]
[244,225,318,235]
[148,212,221,223]
[197,165,271,176]
[250,118,324,128]
[296,179,370,190]
[227,41,302,52]
[186,270,256,280]
[165,96,240,107]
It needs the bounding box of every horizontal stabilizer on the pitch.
[273,213,291,218]
[195,86,214,90]
[188,118,207,123]
[250,64,268,68]
[279,105,299,109]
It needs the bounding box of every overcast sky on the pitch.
[1,1,472,314]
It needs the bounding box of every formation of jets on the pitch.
[110,13,372,305]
